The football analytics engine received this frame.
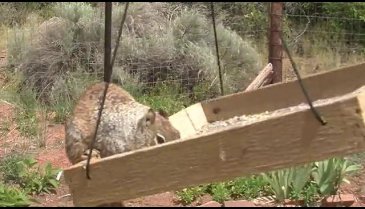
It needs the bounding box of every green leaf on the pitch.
[292,164,313,193]
[344,164,361,173]
[48,179,59,188]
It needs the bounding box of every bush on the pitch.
[6,2,262,112]
[175,186,207,205]
[261,157,361,205]
[0,154,61,195]
[176,157,361,206]
[0,183,33,207]
[175,176,271,205]
[0,2,54,27]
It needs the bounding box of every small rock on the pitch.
[196,194,213,206]
[283,199,303,206]
[223,200,256,207]
[351,201,363,207]
[358,194,365,202]
[199,201,222,207]
[323,194,355,207]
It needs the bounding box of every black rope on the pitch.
[281,34,327,126]
[103,2,113,83]
[85,2,130,180]
[210,2,224,96]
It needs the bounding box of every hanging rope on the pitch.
[210,2,224,96]
[85,2,130,180]
[281,34,327,126]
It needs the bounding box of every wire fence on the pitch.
[3,2,365,108]
[282,2,365,81]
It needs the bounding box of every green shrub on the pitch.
[0,154,61,195]
[176,157,361,206]
[7,2,262,111]
[175,186,207,205]
[0,183,33,207]
[261,157,361,205]
[0,2,54,27]
[226,176,271,200]
[175,176,271,205]
[312,157,361,197]
[261,163,313,202]
[210,182,231,203]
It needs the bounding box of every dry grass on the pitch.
[0,25,8,51]
[283,47,365,82]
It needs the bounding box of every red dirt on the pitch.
[35,124,71,169]
[339,168,365,206]
[0,103,28,159]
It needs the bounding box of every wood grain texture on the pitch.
[168,103,208,139]
[202,62,365,123]
[64,92,365,206]
[245,63,273,91]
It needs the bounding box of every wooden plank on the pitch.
[169,63,273,139]
[245,63,273,92]
[358,93,365,125]
[202,62,365,122]
[64,91,365,206]
[169,103,208,139]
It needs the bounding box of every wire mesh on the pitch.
[282,2,365,81]
[3,2,269,111]
[3,2,365,112]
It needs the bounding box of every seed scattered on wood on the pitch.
[196,85,365,136]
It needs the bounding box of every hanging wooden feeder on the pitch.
[63,62,365,206]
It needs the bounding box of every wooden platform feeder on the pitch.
[64,62,365,206]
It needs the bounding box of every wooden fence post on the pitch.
[268,2,284,83]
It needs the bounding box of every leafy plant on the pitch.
[260,157,361,204]
[176,175,271,205]
[289,181,319,206]
[18,162,60,195]
[0,183,33,207]
[175,186,207,205]
[0,154,30,184]
[290,163,314,194]
[210,182,231,203]
[176,176,271,205]
[312,157,361,197]
[226,176,270,200]
[261,163,316,203]
[0,154,61,195]
[261,168,292,202]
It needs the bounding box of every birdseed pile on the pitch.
[195,85,365,136]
